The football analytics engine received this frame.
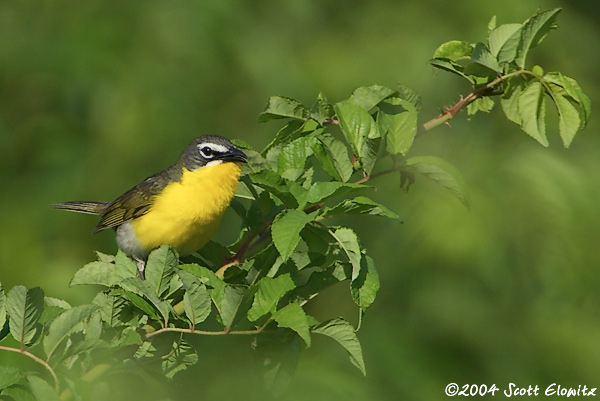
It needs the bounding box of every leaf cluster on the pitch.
[430,8,590,147]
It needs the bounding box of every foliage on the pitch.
[0,8,590,400]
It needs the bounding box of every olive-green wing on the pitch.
[93,166,180,233]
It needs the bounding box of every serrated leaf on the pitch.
[378,96,418,155]
[330,228,362,281]
[43,304,96,360]
[272,303,311,346]
[38,297,71,325]
[120,278,170,325]
[179,264,226,309]
[432,40,472,60]
[114,250,138,281]
[247,274,295,322]
[277,136,317,181]
[429,58,474,84]
[321,196,401,220]
[93,292,126,326]
[217,285,250,328]
[0,366,24,390]
[405,156,469,206]
[312,318,366,375]
[544,72,591,126]
[178,271,211,327]
[334,102,381,174]
[112,288,162,322]
[2,387,37,401]
[70,261,119,287]
[350,254,380,311]
[500,77,525,124]
[145,245,178,297]
[516,8,561,68]
[312,134,354,182]
[488,23,522,64]
[351,85,397,112]
[271,210,314,261]
[466,97,495,116]
[258,96,310,122]
[518,80,548,146]
[6,286,44,346]
[552,93,581,148]
[27,376,60,401]
[249,170,299,208]
[467,42,500,74]
[162,339,198,379]
[310,92,335,124]
[301,181,367,209]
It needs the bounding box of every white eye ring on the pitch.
[197,143,229,159]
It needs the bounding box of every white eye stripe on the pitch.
[197,143,229,155]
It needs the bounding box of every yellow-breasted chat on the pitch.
[52,135,247,279]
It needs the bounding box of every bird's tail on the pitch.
[51,201,108,215]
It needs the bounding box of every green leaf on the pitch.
[351,254,380,311]
[429,58,474,84]
[466,97,495,116]
[249,170,299,208]
[217,285,250,328]
[6,286,44,346]
[515,8,561,68]
[312,134,354,182]
[43,304,96,360]
[405,156,469,206]
[544,72,591,126]
[0,283,6,330]
[432,40,472,60]
[378,96,418,155]
[27,376,60,401]
[312,318,366,375]
[321,196,401,220]
[145,245,178,297]
[334,102,381,174]
[112,289,162,323]
[93,292,126,326]
[277,136,317,181]
[500,77,525,124]
[271,209,314,261]
[247,274,296,322]
[120,278,170,325]
[272,303,311,346]
[467,42,500,75]
[70,261,119,287]
[0,366,24,390]
[310,92,335,124]
[38,297,71,325]
[518,80,548,146]
[179,264,226,309]
[2,387,36,401]
[299,181,367,208]
[258,96,310,122]
[330,227,362,281]
[351,85,397,112]
[488,23,522,64]
[552,93,581,148]
[178,271,211,327]
[162,339,198,379]
[114,250,138,281]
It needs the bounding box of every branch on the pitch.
[0,345,59,392]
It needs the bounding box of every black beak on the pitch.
[219,147,248,163]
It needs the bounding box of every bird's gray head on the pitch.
[182,135,248,170]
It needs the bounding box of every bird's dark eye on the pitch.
[200,146,214,158]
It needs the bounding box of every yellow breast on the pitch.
[131,162,242,255]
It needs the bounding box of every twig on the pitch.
[0,345,59,391]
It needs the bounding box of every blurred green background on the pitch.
[1,0,599,399]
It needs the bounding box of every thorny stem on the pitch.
[0,344,60,392]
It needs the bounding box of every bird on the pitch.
[52,135,248,280]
